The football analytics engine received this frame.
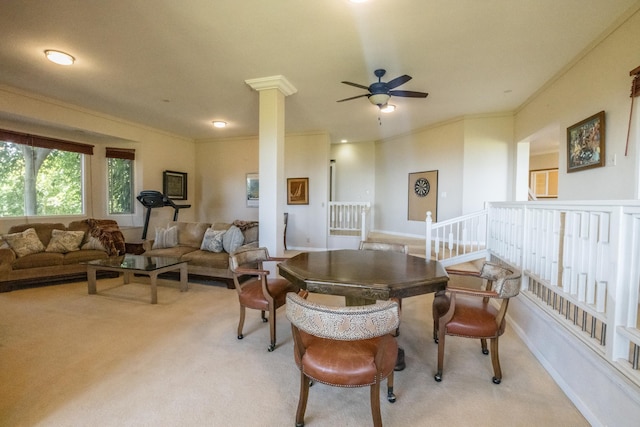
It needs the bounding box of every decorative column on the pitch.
[245,75,297,256]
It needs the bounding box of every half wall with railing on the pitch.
[425,201,640,426]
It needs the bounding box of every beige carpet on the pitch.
[0,277,589,427]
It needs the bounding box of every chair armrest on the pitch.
[445,268,482,277]
[267,256,288,262]
[234,267,269,276]
[447,286,499,299]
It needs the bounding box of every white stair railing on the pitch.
[425,209,489,266]
[328,202,371,239]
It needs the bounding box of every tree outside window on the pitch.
[108,157,134,214]
[0,140,83,216]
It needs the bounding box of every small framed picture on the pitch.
[163,170,187,200]
[287,178,309,205]
[246,173,259,207]
[567,111,605,173]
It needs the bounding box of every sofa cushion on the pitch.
[8,223,66,248]
[46,230,85,253]
[181,250,230,269]
[3,228,46,257]
[222,225,244,253]
[168,221,211,248]
[153,226,178,249]
[12,251,64,269]
[63,249,109,264]
[200,228,225,252]
[144,246,198,258]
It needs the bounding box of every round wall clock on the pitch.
[414,177,430,197]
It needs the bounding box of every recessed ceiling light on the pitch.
[340,139,348,143]
[44,50,75,66]
[212,121,227,128]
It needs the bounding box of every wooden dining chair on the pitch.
[432,261,521,384]
[286,292,400,427]
[229,247,298,352]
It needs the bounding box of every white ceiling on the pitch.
[0,0,637,151]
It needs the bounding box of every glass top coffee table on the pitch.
[84,254,188,304]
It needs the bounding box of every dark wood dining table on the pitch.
[278,249,449,305]
[278,249,449,370]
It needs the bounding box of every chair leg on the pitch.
[386,371,396,403]
[490,337,502,384]
[481,338,489,355]
[434,329,446,382]
[261,310,268,322]
[295,372,310,427]
[267,306,276,352]
[369,381,383,427]
[237,305,246,339]
[393,298,402,337]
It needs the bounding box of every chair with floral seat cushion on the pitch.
[286,292,400,427]
[229,247,298,352]
[432,261,521,384]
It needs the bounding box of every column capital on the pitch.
[245,75,297,96]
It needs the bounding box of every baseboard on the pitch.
[508,294,640,427]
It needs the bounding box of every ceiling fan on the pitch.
[337,69,429,108]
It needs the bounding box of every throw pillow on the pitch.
[46,229,85,253]
[81,235,108,251]
[200,228,226,252]
[152,225,179,249]
[3,227,46,257]
[222,225,244,253]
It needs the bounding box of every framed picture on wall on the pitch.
[246,173,259,207]
[567,111,605,173]
[408,170,438,221]
[287,178,309,205]
[163,170,187,200]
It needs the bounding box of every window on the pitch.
[106,147,135,215]
[0,129,92,217]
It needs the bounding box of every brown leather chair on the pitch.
[286,292,400,427]
[432,262,521,384]
[229,247,298,352]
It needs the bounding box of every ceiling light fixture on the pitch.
[368,93,390,106]
[212,121,227,128]
[44,50,75,65]
[380,104,396,113]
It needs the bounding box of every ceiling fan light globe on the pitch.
[369,93,390,106]
[380,103,396,113]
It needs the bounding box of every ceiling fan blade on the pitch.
[341,81,371,91]
[386,74,412,89]
[336,94,370,102]
[389,90,429,98]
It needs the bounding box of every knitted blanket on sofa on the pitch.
[85,219,126,256]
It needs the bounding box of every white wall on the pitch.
[283,133,330,250]
[330,142,376,203]
[196,132,330,250]
[515,7,640,200]
[462,114,514,213]
[195,137,260,223]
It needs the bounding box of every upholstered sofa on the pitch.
[0,219,125,292]
[142,220,259,288]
